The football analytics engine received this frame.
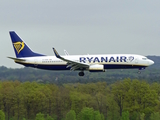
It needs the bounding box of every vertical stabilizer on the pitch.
[9,31,45,58]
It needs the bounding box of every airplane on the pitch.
[8,31,154,76]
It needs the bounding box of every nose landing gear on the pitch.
[138,67,145,74]
[138,70,141,74]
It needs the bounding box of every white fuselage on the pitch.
[15,54,154,71]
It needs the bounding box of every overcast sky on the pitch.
[1,0,160,68]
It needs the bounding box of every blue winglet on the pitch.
[53,48,61,58]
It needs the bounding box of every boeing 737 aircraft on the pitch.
[8,31,154,76]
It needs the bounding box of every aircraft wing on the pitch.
[53,48,89,71]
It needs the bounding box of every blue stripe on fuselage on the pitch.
[16,62,147,70]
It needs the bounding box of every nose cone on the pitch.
[148,59,154,66]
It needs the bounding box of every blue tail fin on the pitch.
[9,31,45,58]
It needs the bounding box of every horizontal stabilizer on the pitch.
[7,57,26,61]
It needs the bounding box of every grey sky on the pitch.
[1,0,160,68]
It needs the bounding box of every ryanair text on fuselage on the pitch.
[79,56,134,63]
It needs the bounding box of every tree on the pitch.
[120,111,129,120]
[111,79,131,116]
[70,91,90,114]
[130,111,139,120]
[0,81,15,120]
[94,111,104,120]
[11,81,24,120]
[35,112,45,120]
[65,110,76,120]
[125,80,157,117]
[53,86,70,120]
[46,114,54,120]
[140,113,145,120]
[77,107,94,120]
[0,110,5,120]
[150,112,160,120]
[21,82,46,119]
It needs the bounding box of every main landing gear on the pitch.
[79,71,84,76]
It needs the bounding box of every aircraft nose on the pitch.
[148,60,154,65]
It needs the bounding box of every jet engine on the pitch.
[89,64,105,72]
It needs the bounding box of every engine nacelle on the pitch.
[89,64,105,72]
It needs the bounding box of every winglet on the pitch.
[64,49,69,56]
[53,48,61,58]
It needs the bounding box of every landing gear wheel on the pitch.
[79,72,84,76]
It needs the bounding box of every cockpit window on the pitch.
[142,58,147,60]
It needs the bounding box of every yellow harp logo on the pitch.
[13,42,25,54]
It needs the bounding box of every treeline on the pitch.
[0,79,160,120]
[147,56,160,69]
[0,66,160,84]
